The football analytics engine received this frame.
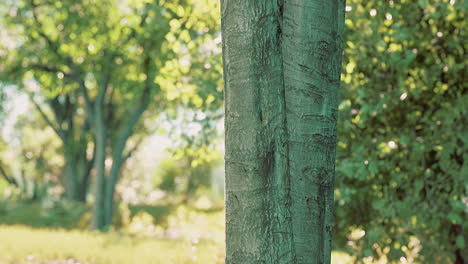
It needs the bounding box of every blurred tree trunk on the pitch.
[63,148,93,202]
[90,56,152,231]
[31,93,94,202]
[90,62,111,231]
[91,102,149,231]
[91,119,107,230]
[102,103,147,227]
[222,0,345,263]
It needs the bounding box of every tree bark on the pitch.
[222,0,345,263]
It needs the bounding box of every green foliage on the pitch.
[0,200,88,229]
[335,0,467,262]
[0,0,222,113]
[154,155,217,199]
[155,159,181,193]
[127,204,173,225]
[0,108,63,200]
[0,0,223,222]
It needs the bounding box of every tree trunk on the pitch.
[63,158,79,200]
[222,0,345,263]
[102,156,123,228]
[102,98,149,228]
[91,109,107,231]
[63,144,92,202]
[92,99,146,230]
[31,92,94,203]
[77,157,92,202]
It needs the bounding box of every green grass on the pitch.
[0,225,224,264]
[0,202,226,264]
[0,200,89,229]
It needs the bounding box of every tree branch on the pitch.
[107,53,154,191]
[78,78,94,117]
[122,136,144,162]
[96,55,114,108]
[27,92,65,140]
[0,161,18,187]
[28,63,61,73]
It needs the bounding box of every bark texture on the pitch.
[222,0,345,263]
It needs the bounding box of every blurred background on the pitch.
[0,0,466,263]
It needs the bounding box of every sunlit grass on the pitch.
[0,225,223,264]
[0,203,226,264]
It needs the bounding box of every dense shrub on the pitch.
[335,1,466,262]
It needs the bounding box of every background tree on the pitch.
[1,1,97,202]
[0,0,222,230]
[222,0,345,263]
[0,110,63,200]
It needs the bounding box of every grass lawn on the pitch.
[0,225,224,264]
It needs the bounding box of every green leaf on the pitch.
[448,212,463,224]
[363,248,373,257]
[456,235,465,249]
[369,161,379,174]
[372,200,386,210]
[414,180,424,192]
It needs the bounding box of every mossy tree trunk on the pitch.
[222,0,345,263]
